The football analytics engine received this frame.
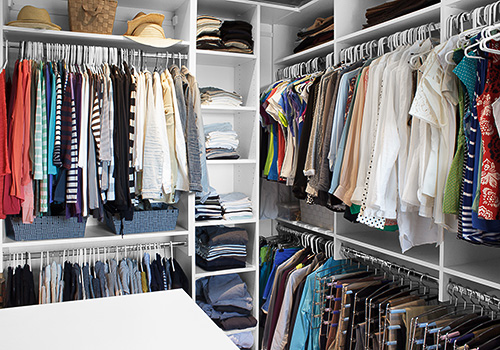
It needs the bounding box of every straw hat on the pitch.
[7,5,61,31]
[124,12,180,48]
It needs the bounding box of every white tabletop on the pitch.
[0,289,239,350]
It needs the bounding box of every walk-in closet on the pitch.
[1,0,500,349]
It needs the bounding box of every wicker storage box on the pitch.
[299,200,335,231]
[6,216,87,241]
[104,207,179,235]
[68,0,117,34]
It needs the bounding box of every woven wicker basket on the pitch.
[104,208,179,235]
[6,216,87,241]
[68,0,117,34]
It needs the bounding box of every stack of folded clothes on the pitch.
[294,15,334,53]
[196,226,248,271]
[197,15,223,50]
[228,332,254,350]
[200,87,243,107]
[196,16,254,54]
[220,20,253,54]
[196,274,257,341]
[364,0,439,28]
[220,192,253,220]
[195,190,223,221]
[205,122,240,160]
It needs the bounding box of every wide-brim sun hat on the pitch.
[124,12,181,48]
[7,5,61,31]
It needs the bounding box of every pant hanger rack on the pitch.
[341,246,439,284]
[447,281,500,313]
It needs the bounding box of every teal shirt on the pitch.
[289,258,347,350]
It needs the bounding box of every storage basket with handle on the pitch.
[68,0,117,34]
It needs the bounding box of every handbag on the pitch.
[68,0,117,34]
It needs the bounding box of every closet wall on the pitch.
[260,0,500,303]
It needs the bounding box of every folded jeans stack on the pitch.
[201,87,243,107]
[195,190,223,221]
[220,192,253,220]
[363,0,439,28]
[205,122,240,160]
[196,225,248,271]
[197,15,223,50]
[293,15,334,54]
[196,274,257,341]
[220,20,254,54]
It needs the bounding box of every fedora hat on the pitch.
[124,12,181,48]
[7,5,61,31]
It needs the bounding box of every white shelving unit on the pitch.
[192,0,261,347]
[263,0,500,304]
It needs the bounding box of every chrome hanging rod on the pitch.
[447,281,500,309]
[276,51,333,80]
[275,223,335,257]
[341,246,439,283]
[339,22,440,63]
[4,40,188,64]
[445,0,500,40]
[3,240,187,261]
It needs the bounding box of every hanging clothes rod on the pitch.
[341,246,439,283]
[3,240,187,261]
[6,41,188,58]
[447,281,500,309]
[339,22,440,63]
[276,51,334,80]
[275,223,335,257]
[445,0,500,40]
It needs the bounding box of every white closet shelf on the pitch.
[207,159,257,165]
[196,49,257,67]
[2,224,189,252]
[277,218,440,270]
[336,3,441,45]
[118,0,187,11]
[2,26,190,51]
[201,105,257,113]
[275,40,334,66]
[195,263,257,279]
[445,0,495,8]
[336,232,440,270]
[195,217,257,227]
[224,326,257,336]
[444,261,500,291]
[260,0,332,27]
